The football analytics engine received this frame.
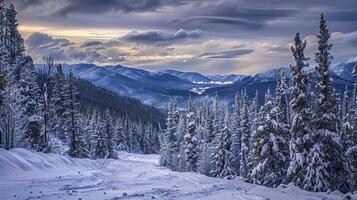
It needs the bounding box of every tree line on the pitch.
[160,14,357,193]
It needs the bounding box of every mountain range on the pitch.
[45,60,357,109]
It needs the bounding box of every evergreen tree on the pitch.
[239,90,251,178]
[306,14,351,193]
[184,96,198,172]
[302,143,329,192]
[93,116,108,159]
[50,64,67,143]
[177,115,187,172]
[287,32,312,187]
[115,118,126,151]
[104,109,117,159]
[230,91,241,174]
[276,69,290,126]
[249,89,289,187]
[211,110,236,179]
[66,71,90,158]
[15,56,47,151]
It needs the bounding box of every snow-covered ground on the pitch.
[0,149,354,200]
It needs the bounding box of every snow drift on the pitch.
[0,148,355,200]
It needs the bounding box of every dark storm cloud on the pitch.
[121,29,201,45]
[327,10,357,22]
[6,0,44,9]
[9,0,357,74]
[199,49,254,59]
[55,0,185,16]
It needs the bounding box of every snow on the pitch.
[193,81,234,85]
[0,148,354,200]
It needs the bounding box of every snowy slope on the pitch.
[0,149,353,200]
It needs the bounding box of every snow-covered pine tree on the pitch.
[341,88,354,153]
[93,115,108,159]
[66,71,90,159]
[160,97,175,168]
[276,69,289,126]
[230,91,241,174]
[4,4,24,60]
[115,118,126,151]
[249,89,288,187]
[239,90,251,178]
[274,69,291,167]
[249,91,259,127]
[177,114,187,172]
[184,96,198,172]
[14,56,47,151]
[347,117,357,190]
[210,95,220,143]
[0,43,11,149]
[287,32,312,187]
[0,3,25,150]
[302,143,329,192]
[104,109,117,159]
[41,57,54,149]
[211,109,236,179]
[50,64,67,143]
[306,14,351,193]
[141,123,152,154]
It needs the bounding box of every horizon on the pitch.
[8,0,357,75]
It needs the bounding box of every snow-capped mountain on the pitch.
[159,69,212,83]
[49,60,356,109]
[208,74,247,83]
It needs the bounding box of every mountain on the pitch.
[44,61,356,109]
[159,69,212,83]
[208,74,247,83]
[202,61,357,105]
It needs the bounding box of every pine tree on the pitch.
[160,97,177,168]
[341,88,353,153]
[230,91,241,174]
[93,116,108,159]
[306,14,351,193]
[287,32,312,187]
[210,95,220,143]
[184,96,198,172]
[50,64,67,143]
[302,143,329,192]
[104,109,117,159]
[14,56,47,151]
[115,118,126,151]
[239,90,251,178]
[249,89,288,187]
[177,115,187,172]
[211,110,236,179]
[66,71,90,158]
[276,69,290,127]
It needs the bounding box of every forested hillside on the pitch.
[160,14,357,195]
[0,3,163,158]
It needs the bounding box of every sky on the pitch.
[8,0,357,75]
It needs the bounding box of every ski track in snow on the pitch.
[0,149,353,200]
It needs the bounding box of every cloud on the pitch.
[7,0,44,9]
[25,32,127,64]
[80,41,104,48]
[120,29,201,45]
[26,32,73,49]
[55,0,184,16]
[199,49,254,59]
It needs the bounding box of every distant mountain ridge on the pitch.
[37,60,357,109]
